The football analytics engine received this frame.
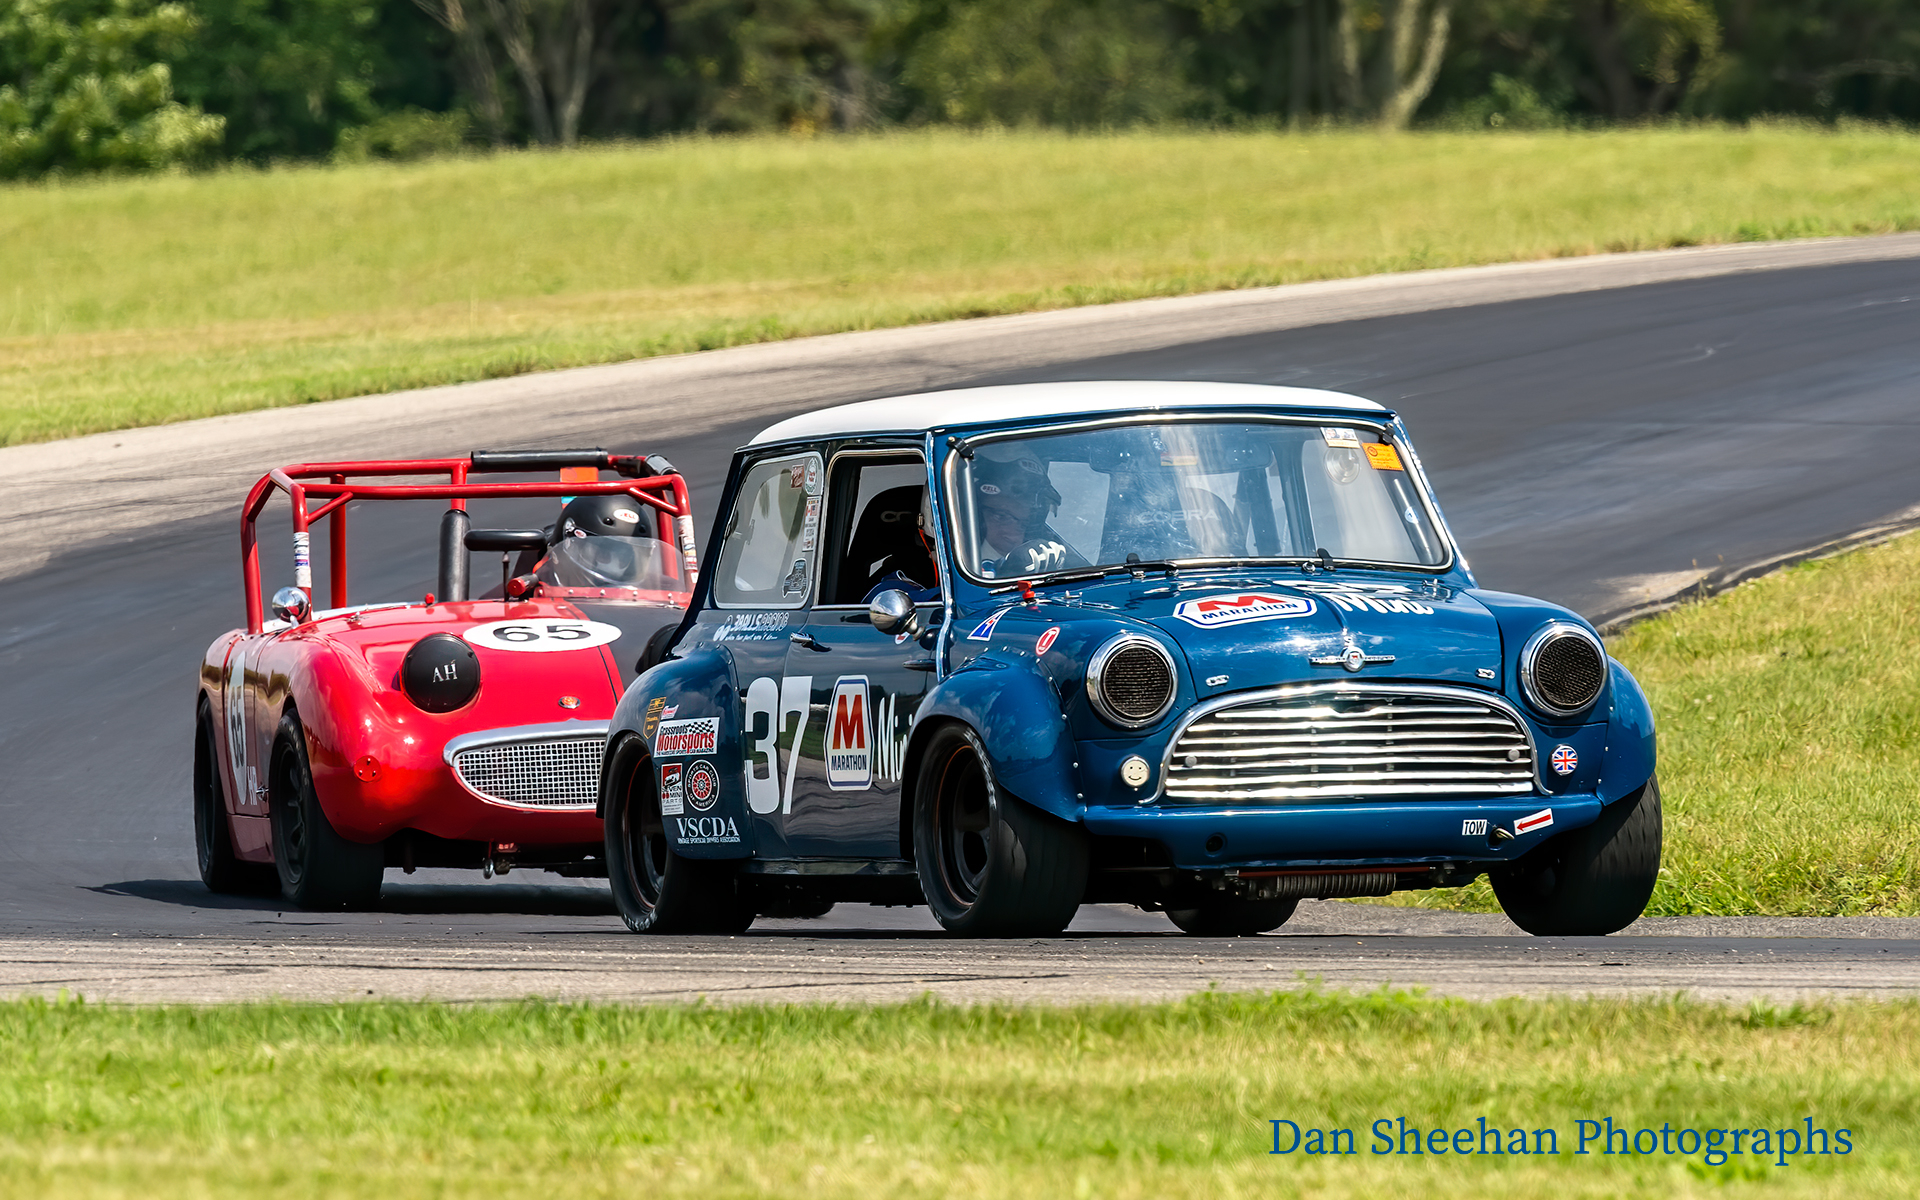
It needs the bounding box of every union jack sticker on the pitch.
[1549,744,1578,775]
[1514,808,1555,836]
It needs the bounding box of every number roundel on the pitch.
[462,619,623,653]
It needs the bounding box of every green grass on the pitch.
[6,123,1920,446]
[1393,530,1920,917]
[3,991,1916,1198]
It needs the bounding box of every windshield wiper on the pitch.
[987,559,1185,594]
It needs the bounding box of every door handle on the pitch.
[789,632,831,652]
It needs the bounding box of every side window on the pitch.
[821,457,934,605]
[712,453,823,608]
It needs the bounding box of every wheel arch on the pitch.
[898,667,1082,855]
[598,729,654,821]
[1598,658,1657,805]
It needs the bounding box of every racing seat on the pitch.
[836,485,935,603]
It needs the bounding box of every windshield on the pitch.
[534,535,682,592]
[949,421,1447,580]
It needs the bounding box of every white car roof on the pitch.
[746,380,1388,446]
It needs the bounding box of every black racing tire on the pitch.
[912,724,1088,937]
[268,711,385,911]
[1491,775,1663,936]
[1165,897,1299,937]
[603,739,753,934]
[193,698,278,896]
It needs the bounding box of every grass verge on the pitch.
[1393,529,1920,917]
[6,124,1920,446]
[2,991,1915,1198]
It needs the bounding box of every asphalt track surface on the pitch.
[5,242,1920,1003]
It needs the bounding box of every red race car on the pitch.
[194,449,697,908]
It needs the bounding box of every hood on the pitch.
[1041,573,1503,696]
[291,599,628,727]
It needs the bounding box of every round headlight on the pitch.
[1519,623,1606,717]
[1087,634,1177,728]
[402,633,481,712]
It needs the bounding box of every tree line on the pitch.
[4,0,1917,179]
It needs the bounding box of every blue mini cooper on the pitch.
[600,381,1659,937]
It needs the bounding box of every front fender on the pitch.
[908,658,1079,823]
[1599,658,1657,803]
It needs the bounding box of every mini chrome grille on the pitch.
[1164,689,1534,803]
[452,735,606,808]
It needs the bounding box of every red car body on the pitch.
[193,449,695,906]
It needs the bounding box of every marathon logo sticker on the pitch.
[826,676,872,791]
[1035,626,1061,654]
[674,816,740,845]
[1515,808,1555,836]
[654,716,719,757]
[685,759,720,812]
[1173,593,1318,628]
[967,607,1012,641]
[658,762,685,816]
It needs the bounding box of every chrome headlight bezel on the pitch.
[1086,633,1178,729]
[1518,621,1607,718]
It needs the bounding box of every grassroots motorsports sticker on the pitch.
[1173,593,1318,628]
[654,717,719,757]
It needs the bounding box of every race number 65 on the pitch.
[462,619,622,653]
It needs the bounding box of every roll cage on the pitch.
[240,448,698,634]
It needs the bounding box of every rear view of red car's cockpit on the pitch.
[193,448,697,910]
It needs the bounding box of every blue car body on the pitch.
[604,381,1655,916]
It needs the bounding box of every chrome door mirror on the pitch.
[270,586,311,624]
[868,589,920,638]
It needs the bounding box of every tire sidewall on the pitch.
[605,740,668,932]
[913,725,1001,930]
[1494,776,1663,936]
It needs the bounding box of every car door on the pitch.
[703,450,824,859]
[780,450,940,859]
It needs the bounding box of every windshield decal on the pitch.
[1363,443,1405,471]
[1173,593,1317,628]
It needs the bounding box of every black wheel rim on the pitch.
[193,722,216,873]
[620,760,667,912]
[277,751,311,887]
[934,744,993,906]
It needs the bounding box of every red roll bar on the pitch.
[241,453,697,634]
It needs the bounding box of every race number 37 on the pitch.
[463,619,622,653]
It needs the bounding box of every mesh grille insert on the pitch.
[452,736,606,808]
[1100,644,1175,721]
[1532,633,1605,713]
[1165,690,1534,804]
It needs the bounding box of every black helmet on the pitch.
[553,493,653,543]
[973,452,1059,537]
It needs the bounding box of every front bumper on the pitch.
[1082,795,1604,871]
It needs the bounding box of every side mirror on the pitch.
[868,589,921,638]
[270,586,311,624]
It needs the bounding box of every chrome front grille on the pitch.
[1163,687,1535,804]
[451,734,607,809]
